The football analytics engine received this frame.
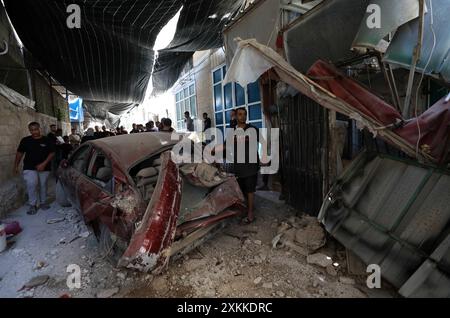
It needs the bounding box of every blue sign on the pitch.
[69,98,84,123]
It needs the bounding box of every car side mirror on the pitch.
[61,159,69,169]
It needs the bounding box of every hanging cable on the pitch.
[414,0,436,159]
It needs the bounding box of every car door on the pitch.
[59,144,92,207]
[75,147,115,224]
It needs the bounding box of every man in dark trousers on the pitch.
[220,107,266,224]
[14,122,56,215]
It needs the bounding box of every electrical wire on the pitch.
[414,0,436,159]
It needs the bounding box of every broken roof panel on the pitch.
[352,0,421,51]
[284,0,370,73]
[383,0,450,83]
[319,152,450,297]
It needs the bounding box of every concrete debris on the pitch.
[326,265,338,276]
[276,291,285,297]
[46,217,65,224]
[307,253,333,268]
[79,231,90,238]
[117,272,127,280]
[152,277,168,292]
[294,219,326,252]
[34,261,47,270]
[262,282,273,289]
[272,215,326,256]
[271,234,282,248]
[339,277,356,285]
[96,287,119,298]
[253,277,262,285]
[21,275,49,290]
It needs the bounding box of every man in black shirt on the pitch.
[47,124,57,145]
[14,122,56,215]
[220,107,266,224]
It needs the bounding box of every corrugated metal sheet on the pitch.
[319,152,450,297]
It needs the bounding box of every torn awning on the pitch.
[308,60,450,164]
[224,39,450,163]
[152,0,243,94]
[83,100,136,128]
[4,0,183,107]
[383,0,450,83]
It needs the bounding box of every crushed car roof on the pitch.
[88,132,179,171]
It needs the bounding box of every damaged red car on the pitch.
[56,132,245,273]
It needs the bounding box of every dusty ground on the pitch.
[0,186,396,298]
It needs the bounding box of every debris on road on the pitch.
[96,287,119,298]
[20,275,49,291]
[307,253,333,268]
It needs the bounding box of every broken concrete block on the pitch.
[307,253,333,268]
[253,277,262,285]
[96,287,119,298]
[34,261,47,270]
[339,277,355,285]
[46,217,65,224]
[326,265,338,276]
[79,231,90,238]
[117,272,126,280]
[262,282,273,289]
[276,291,285,297]
[22,275,49,290]
[295,222,326,252]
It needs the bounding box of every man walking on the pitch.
[14,122,56,215]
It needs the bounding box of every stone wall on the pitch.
[0,93,70,218]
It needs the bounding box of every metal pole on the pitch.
[403,0,425,118]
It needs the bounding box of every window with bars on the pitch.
[175,83,197,131]
[213,65,263,137]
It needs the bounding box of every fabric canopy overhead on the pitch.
[83,100,136,128]
[152,0,244,94]
[4,0,183,110]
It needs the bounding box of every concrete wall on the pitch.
[0,93,70,218]
[193,51,214,119]
[32,70,70,123]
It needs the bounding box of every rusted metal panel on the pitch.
[118,152,182,273]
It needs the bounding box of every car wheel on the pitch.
[98,222,127,266]
[56,181,71,207]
